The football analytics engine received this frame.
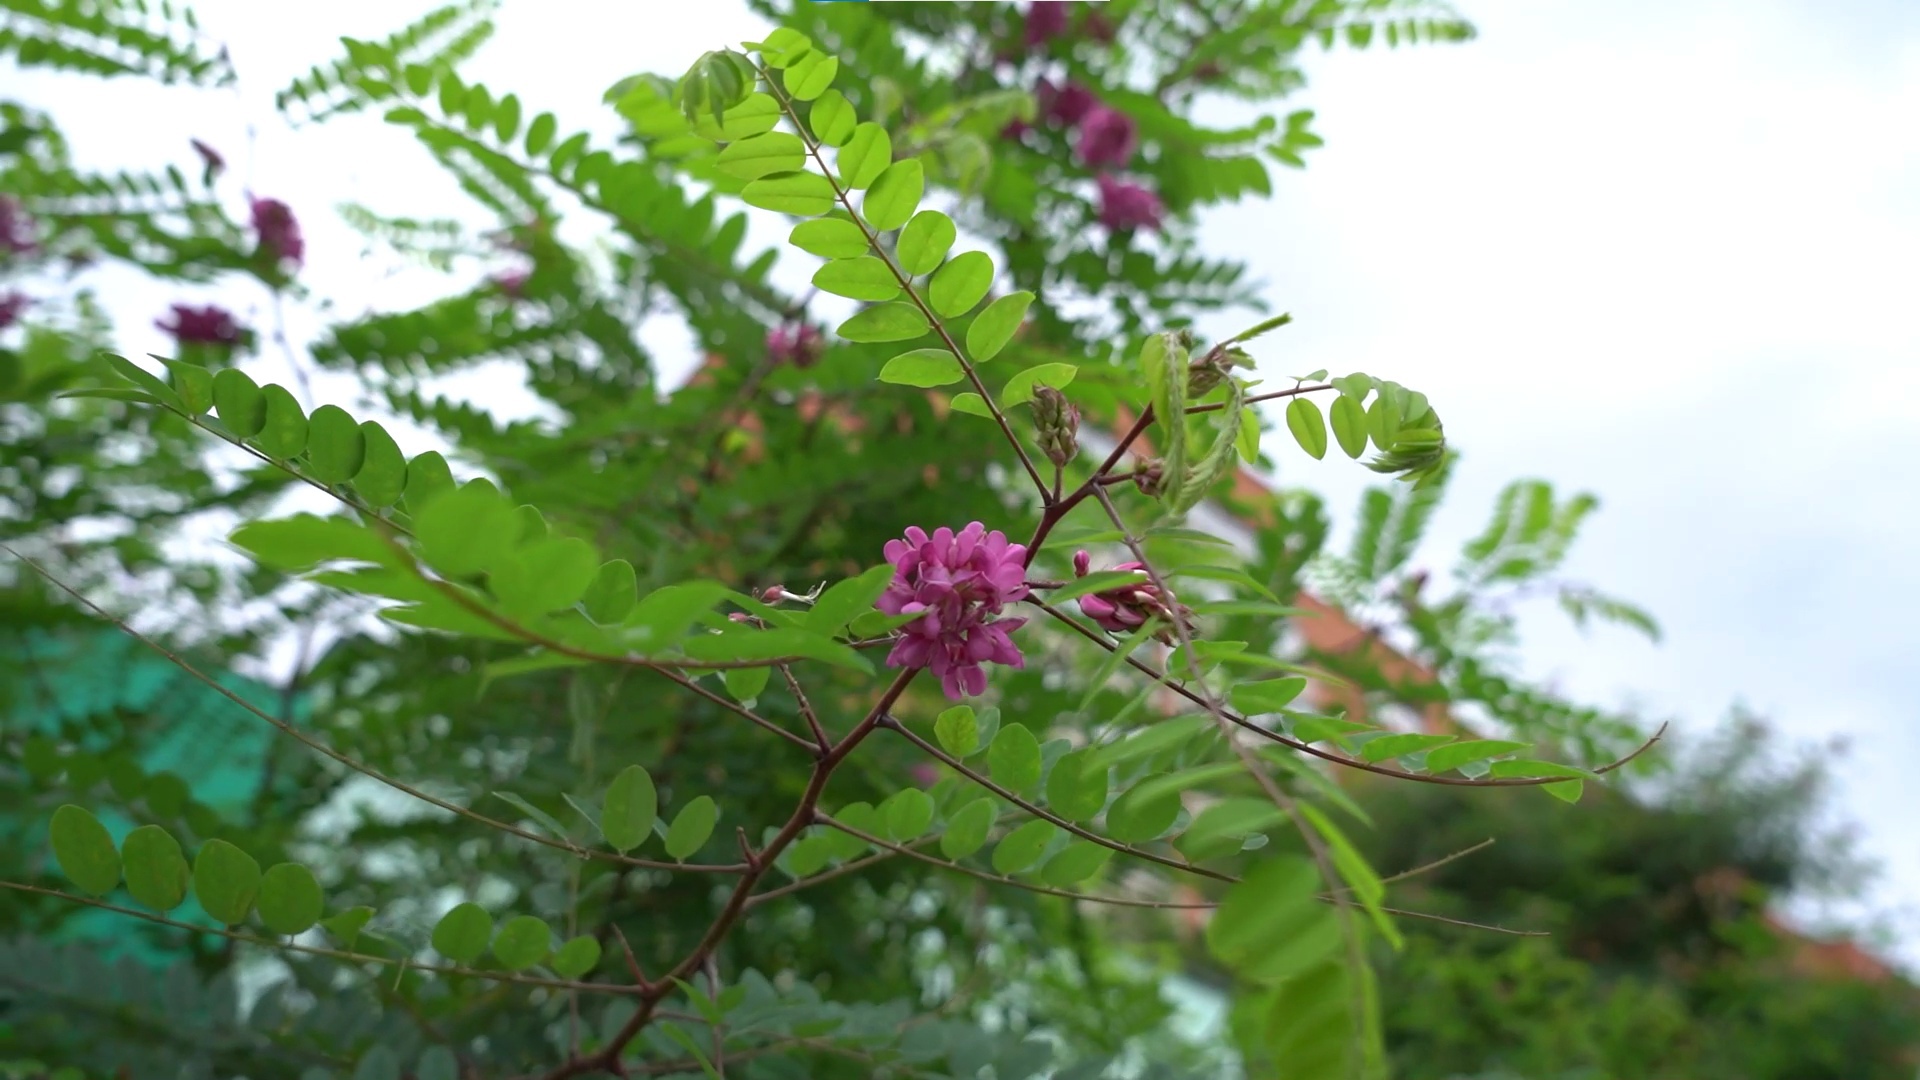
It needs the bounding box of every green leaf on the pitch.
[431,902,493,964]
[807,89,856,146]
[965,291,1032,362]
[934,704,979,757]
[355,1047,402,1080]
[121,824,189,911]
[492,792,575,843]
[1105,782,1181,844]
[716,131,805,180]
[664,796,719,859]
[1229,677,1308,716]
[881,789,935,842]
[783,49,838,100]
[211,368,267,436]
[837,122,892,189]
[416,482,518,578]
[1045,748,1108,823]
[879,348,964,387]
[987,724,1042,799]
[1367,392,1401,451]
[1487,759,1595,781]
[998,362,1076,407]
[417,1048,459,1080]
[837,302,929,343]
[353,421,407,506]
[601,765,658,853]
[304,404,367,484]
[159,358,213,414]
[489,536,601,616]
[828,802,879,859]
[552,935,603,978]
[255,383,308,459]
[192,838,261,925]
[1359,732,1456,763]
[1299,802,1399,946]
[1425,739,1531,775]
[1177,797,1288,861]
[896,210,956,276]
[805,563,894,637]
[525,112,557,156]
[257,862,324,935]
[322,906,374,948]
[741,170,837,216]
[790,218,869,258]
[679,626,873,674]
[723,664,771,703]
[941,797,996,860]
[404,450,456,511]
[928,251,994,317]
[104,354,183,410]
[947,392,994,418]
[1237,407,1261,463]
[230,513,395,572]
[691,93,781,141]
[861,159,924,232]
[1039,842,1111,887]
[991,820,1056,875]
[1205,855,1340,984]
[813,256,901,302]
[1291,715,1372,745]
[1330,394,1368,459]
[1332,372,1374,402]
[582,559,639,624]
[1088,716,1212,771]
[1285,397,1328,460]
[492,914,552,971]
[49,806,120,896]
[971,705,1002,750]
[625,581,730,651]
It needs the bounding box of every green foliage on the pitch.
[7,3,1906,1077]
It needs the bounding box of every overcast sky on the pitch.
[15,1,1919,962]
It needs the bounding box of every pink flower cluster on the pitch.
[249,197,303,268]
[1,196,38,256]
[156,303,244,346]
[767,322,825,369]
[878,522,1031,700]
[0,291,29,330]
[1072,550,1193,644]
[1015,6,1166,236]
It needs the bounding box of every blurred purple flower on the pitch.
[1001,118,1033,142]
[0,196,38,256]
[0,291,30,329]
[1095,174,1165,232]
[877,522,1031,700]
[1024,2,1070,48]
[1076,105,1138,168]
[494,268,531,298]
[911,763,940,788]
[1072,550,1192,644]
[767,322,825,369]
[155,303,244,346]
[1038,79,1097,127]
[249,197,304,268]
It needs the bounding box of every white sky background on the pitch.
[10,0,1919,962]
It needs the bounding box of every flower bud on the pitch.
[1031,385,1079,467]
[1186,345,1254,397]
[1133,459,1166,497]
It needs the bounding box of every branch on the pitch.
[4,546,751,877]
[882,715,1235,884]
[0,881,643,994]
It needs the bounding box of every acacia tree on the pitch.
[0,3,1685,1078]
